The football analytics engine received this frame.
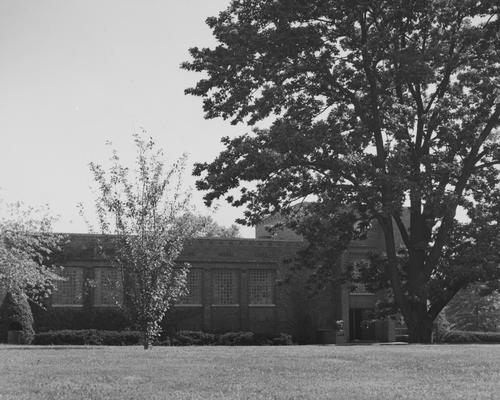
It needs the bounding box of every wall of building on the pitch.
[34,234,342,342]
[2,210,400,343]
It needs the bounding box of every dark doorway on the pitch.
[349,308,376,341]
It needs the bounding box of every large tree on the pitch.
[183,0,500,342]
[90,134,199,348]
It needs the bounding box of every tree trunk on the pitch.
[407,317,433,344]
[143,332,151,350]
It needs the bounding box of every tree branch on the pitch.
[392,212,410,249]
[425,104,500,275]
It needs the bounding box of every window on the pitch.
[94,267,123,306]
[249,269,275,305]
[178,269,202,305]
[212,269,239,305]
[0,286,7,304]
[53,267,83,306]
[351,259,370,293]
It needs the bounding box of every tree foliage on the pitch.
[0,201,64,304]
[187,214,241,238]
[89,133,199,348]
[184,0,500,342]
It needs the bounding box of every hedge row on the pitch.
[162,331,293,346]
[438,330,500,343]
[33,330,142,345]
[33,330,294,346]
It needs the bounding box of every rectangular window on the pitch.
[178,269,202,305]
[94,267,123,306]
[249,269,275,305]
[53,267,83,306]
[0,286,7,305]
[351,260,370,293]
[212,269,239,305]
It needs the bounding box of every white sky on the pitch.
[0,0,256,237]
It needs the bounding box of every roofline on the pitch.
[58,232,303,246]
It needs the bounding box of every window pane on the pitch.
[53,267,83,305]
[212,270,238,305]
[94,267,123,306]
[0,286,7,305]
[178,269,202,304]
[249,270,274,305]
[351,260,370,293]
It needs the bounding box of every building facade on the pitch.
[20,214,397,343]
[0,216,399,343]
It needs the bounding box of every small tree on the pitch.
[89,133,198,348]
[0,201,64,302]
[0,292,35,344]
[0,201,64,343]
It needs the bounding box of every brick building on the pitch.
[22,216,396,343]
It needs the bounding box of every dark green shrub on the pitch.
[440,330,480,343]
[32,329,294,346]
[34,330,98,345]
[474,332,500,343]
[99,330,142,345]
[0,292,35,344]
[217,331,256,345]
[439,330,500,343]
[253,333,274,345]
[33,329,142,345]
[171,330,216,346]
[272,333,293,345]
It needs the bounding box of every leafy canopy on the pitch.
[0,201,64,304]
[184,0,500,342]
[187,213,240,238]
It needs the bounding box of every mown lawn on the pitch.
[0,344,498,399]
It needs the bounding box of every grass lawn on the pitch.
[0,344,499,400]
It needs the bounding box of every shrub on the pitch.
[0,292,35,344]
[473,331,500,343]
[170,330,216,346]
[33,330,142,345]
[32,329,294,346]
[440,330,480,343]
[437,330,500,343]
[272,333,293,345]
[217,331,255,346]
[159,331,294,346]
[34,330,101,345]
[99,330,143,345]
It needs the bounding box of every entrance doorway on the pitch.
[349,308,376,341]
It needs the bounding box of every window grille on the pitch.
[94,267,123,306]
[178,269,202,304]
[0,286,7,304]
[249,269,275,305]
[212,269,238,304]
[53,267,83,306]
[351,260,370,293]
